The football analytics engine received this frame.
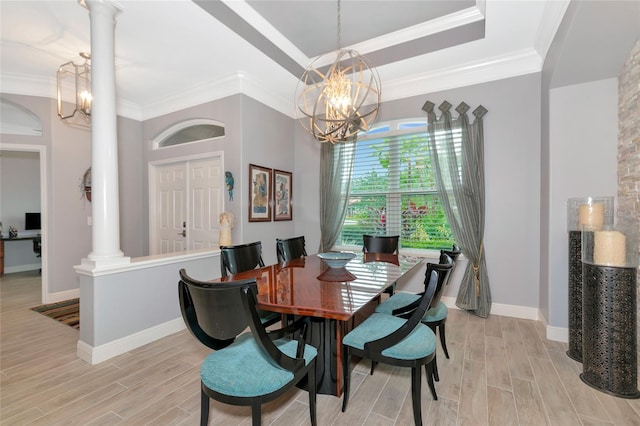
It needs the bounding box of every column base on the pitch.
[580,374,640,399]
[566,350,582,363]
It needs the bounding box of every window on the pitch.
[337,119,456,251]
[152,119,224,150]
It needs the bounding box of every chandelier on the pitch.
[295,0,381,144]
[57,52,92,124]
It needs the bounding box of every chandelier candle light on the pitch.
[295,0,381,143]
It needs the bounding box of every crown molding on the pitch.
[221,0,309,68]
[381,48,542,103]
[349,1,485,59]
[534,0,571,59]
[136,71,293,121]
[0,73,56,99]
[2,46,543,122]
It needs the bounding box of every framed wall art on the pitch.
[248,164,272,222]
[273,169,292,221]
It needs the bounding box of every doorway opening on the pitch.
[0,144,48,303]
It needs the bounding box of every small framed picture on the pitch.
[248,164,272,222]
[273,169,292,221]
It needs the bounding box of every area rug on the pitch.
[31,298,79,329]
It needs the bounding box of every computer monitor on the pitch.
[25,212,41,230]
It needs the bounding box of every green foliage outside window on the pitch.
[338,124,455,251]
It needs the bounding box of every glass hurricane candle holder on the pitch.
[567,196,614,231]
[582,220,638,268]
[565,196,614,362]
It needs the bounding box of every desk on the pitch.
[213,252,424,396]
[0,236,40,276]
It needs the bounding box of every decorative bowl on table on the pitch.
[317,251,356,268]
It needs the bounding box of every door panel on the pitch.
[156,164,187,254]
[152,156,222,254]
[189,157,222,250]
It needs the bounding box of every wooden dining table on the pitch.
[213,252,425,396]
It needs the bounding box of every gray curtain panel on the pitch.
[423,100,491,318]
[319,141,356,252]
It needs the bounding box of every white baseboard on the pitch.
[77,318,186,365]
[545,324,568,343]
[45,288,79,304]
[441,296,568,343]
[4,263,40,274]
[441,296,540,320]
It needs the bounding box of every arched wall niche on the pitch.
[0,98,43,136]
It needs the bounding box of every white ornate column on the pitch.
[81,0,129,268]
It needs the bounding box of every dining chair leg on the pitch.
[308,360,317,426]
[370,361,377,375]
[426,361,438,401]
[411,367,423,426]
[433,352,440,382]
[439,324,450,358]
[252,403,261,426]
[200,387,209,426]
[341,346,351,412]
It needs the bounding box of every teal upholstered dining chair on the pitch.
[219,241,280,327]
[341,261,453,426]
[276,235,307,263]
[375,245,461,381]
[178,269,318,426]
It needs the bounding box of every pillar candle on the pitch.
[578,203,605,228]
[219,227,232,247]
[594,230,626,267]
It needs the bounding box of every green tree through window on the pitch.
[338,120,455,251]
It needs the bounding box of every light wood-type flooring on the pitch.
[2,271,640,425]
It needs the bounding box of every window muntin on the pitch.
[337,119,455,251]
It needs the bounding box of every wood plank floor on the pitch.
[2,271,640,425]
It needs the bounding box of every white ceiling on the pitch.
[0,1,636,122]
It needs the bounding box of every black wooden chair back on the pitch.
[276,236,307,263]
[220,241,265,277]
[362,235,399,254]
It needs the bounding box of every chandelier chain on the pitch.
[337,0,341,51]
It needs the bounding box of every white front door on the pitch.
[152,156,222,254]
[188,157,222,250]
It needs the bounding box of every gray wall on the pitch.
[0,94,92,295]
[240,96,296,265]
[0,70,621,332]
[117,115,145,258]
[142,94,243,256]
[546,78,619,328]
[295,73,544,311]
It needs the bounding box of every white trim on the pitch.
[4,264,41,274]
[1,48,542,123]
[77,318,186,365]
[441,296,540,321]
[348,3,485,61]
[75,247,219,276]
[382,48,542,104]
[0,143,49,304]
[45,288,80,304]
[546,325,568,343]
